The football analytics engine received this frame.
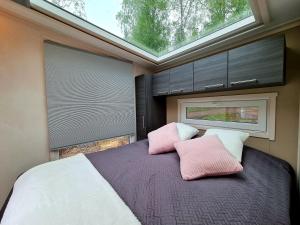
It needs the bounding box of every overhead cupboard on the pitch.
[169,62,194,94]
[152,35,285,96]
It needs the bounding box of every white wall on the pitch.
[0,10,151,208]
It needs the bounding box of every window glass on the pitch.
[186,107,259,124]
[59,135,130,158]
[36,0,254,57]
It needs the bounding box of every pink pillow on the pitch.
[174,135,243,180]
[148,122,180,155]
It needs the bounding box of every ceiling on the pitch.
[267,0,300,23]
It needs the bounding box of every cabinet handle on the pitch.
[230,79,257,86]
[156,91,169,95]
[171,89,184,94]
[204,83,224,89]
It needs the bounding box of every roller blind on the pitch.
[44,42,135,149]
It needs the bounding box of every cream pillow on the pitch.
[176,123,199,141]
[204,129,249,162]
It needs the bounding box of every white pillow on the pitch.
[176,123,199,141]
[204,129,249,162]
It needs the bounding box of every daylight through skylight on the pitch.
[32,0,255,58]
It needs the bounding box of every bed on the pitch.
[1,139,298,225]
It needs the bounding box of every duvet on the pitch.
[0,154,140,225]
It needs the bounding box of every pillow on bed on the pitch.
[176,123,199,141]
[174,135,243,180]
[204,129,249,162]
[148,122,180,154]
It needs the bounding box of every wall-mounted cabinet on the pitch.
[228,36,285,89]
[194,52,227,92]
[152,70,170,96]
[169,62,193,94]
[152,35,285,97]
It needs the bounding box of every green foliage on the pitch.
[116,0,251,55]
[204,0,249,29]
[116,0,170,53]
[186,107,257,124]
[169,0,206,45]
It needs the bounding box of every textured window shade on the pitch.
[45,43,135,150]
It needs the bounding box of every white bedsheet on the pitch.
[1,154,140,225]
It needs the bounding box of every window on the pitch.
[186,106,259,124]
[59,135,131,159]
[30,0,257,61]
[178,93,277,140]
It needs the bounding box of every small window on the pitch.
[59,135,131,159]
[178,93,277,140]
[186,106,259,123]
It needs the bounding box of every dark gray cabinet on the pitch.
[135,75,147,140]
[152,70,170,96]
[169,63,193,94]
[136,75,166,140]
[228,35,285,88]
[151,35,285,96]
[194,52,227,92]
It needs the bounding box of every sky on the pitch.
[85,0,123,37]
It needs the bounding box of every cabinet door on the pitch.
[194,52,227,92]
[152,70,170,96]
[228,35,285,88]
[169,63,193,94]
[135,76,147,140]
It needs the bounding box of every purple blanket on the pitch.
[86,139,296,225]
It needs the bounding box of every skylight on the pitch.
[31,0,256,60]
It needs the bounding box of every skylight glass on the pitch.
[33,0,255,58]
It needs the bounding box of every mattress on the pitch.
[0,139,297,225]
[86,139,297,225]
